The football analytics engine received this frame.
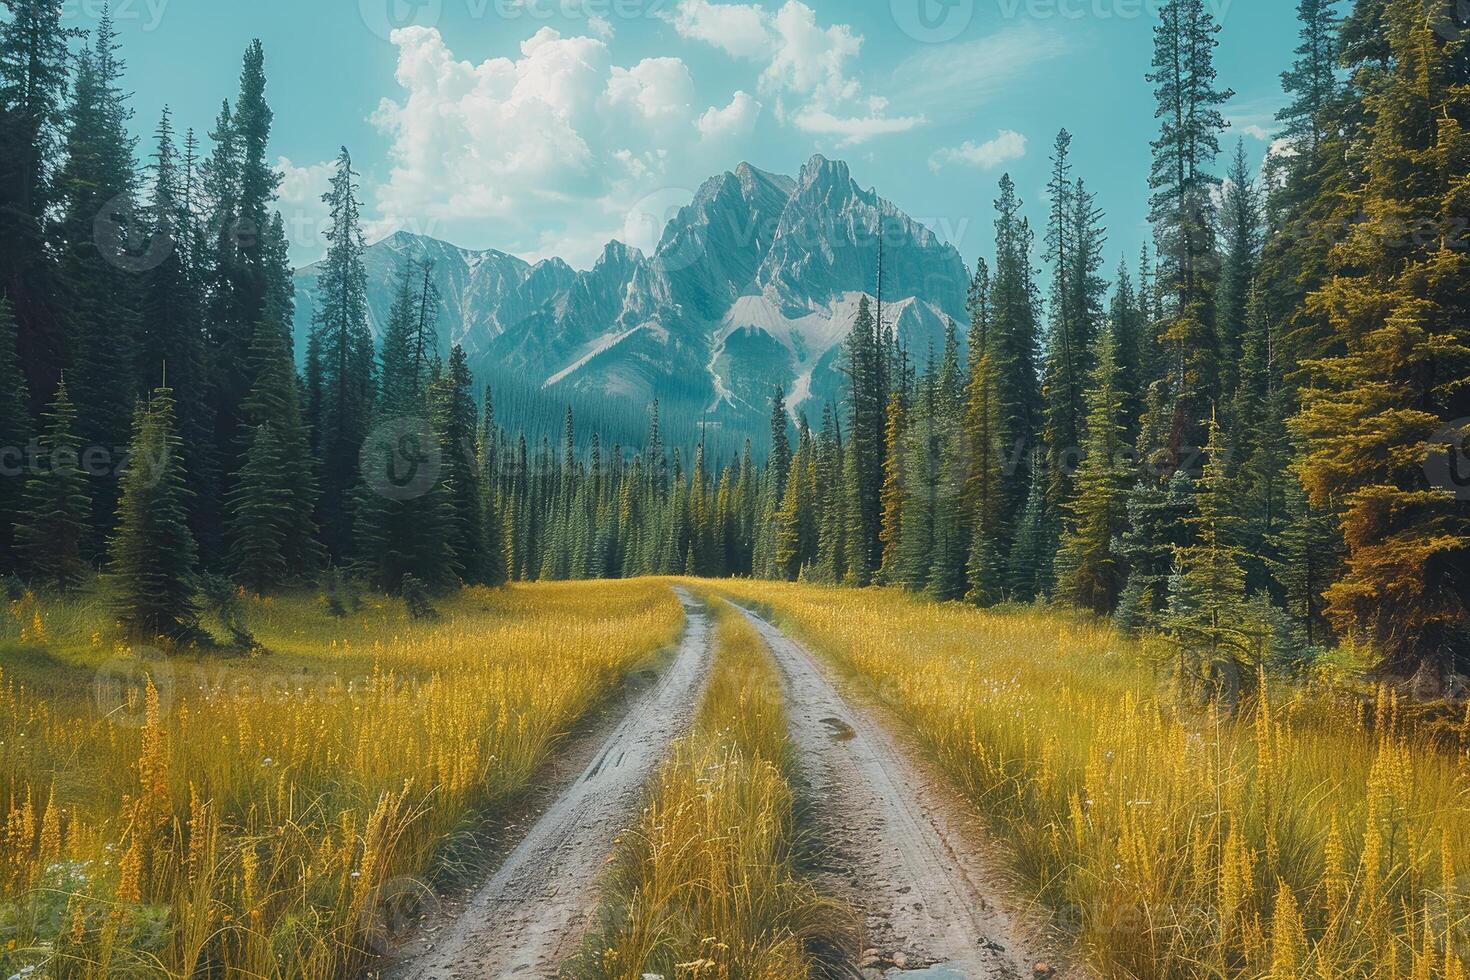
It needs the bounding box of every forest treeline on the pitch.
[0,0,1466,687]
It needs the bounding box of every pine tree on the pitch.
[928,319,968,600]
[898,373,940,593]
[1232,288,1292,594]
[208,40,284,490]
[1147,0,1234,445]
[843,295,886,581]
[1042,133,1108,514]
[1214,141,1263,408]
[1115,470,1195,633]
[877,389,906,584]
[233,40,278,328]
[138,106,218,559]
[433,345,484,583]
[990,175,1045,522]
[1268,477,1339,649]
[478,386,510,587]
[355,264,449,591]
[0,0,81,411]
[15,376,90,589]
[1007,457,1049,602]
[755,388,790,578]
[108,386,199,639]
[310,146,375,559]
[1291,0,1470,682]
[1258,0,1348,388]
[1165,413,1256,706]
[1276,0,1341,155]
[774,416,816,581]
[1109,261,1147,447]
[1056,328,1133,613]
[229,311,319,585]
[1148,0,1233,313]
[226,421,288,593]
[0,298,32,572]
[963,258,1009,604]
[814,403,846,583]
[57,16,140,548]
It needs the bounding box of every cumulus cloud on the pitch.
[661,0,771,60]
[606,57,697,122]
[369,25,765,267]
[759,2,860,106]
[663,0,922,144]
[928,130,1028,172]
[698,90,761,139]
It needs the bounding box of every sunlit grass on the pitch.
[704,580,1470,979]
[574,596,857,980]
[0,580,683,977]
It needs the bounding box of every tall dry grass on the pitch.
[574,597,857,980]
[0,580,682,977]
[707,580,1470,979]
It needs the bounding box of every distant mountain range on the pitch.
[292,154,971,447]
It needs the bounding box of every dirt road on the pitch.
[396,588,712,980]
[735,604,1046,979]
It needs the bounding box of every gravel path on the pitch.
[395,588,713,980]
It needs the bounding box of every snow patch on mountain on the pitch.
[544,324,646,388]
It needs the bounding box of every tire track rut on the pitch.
[736,604,1047,979]
[396,588,713,979]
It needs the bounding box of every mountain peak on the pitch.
[796,153,849,190]
[596,240,645,268]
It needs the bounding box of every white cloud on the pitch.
[661,0,772,60]
[587,13,614,38]
[370,26,758,268]
[759,2,860,106]
[606,57,696,122]
[275,156,337,265]
[795,107,924,144]
[928,130,1028,172]
[370,27,607,238]
[698,90,761,139]
[890,24,1072,118]
[663,0,920,145]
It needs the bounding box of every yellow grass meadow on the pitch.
[571,595,855,980]
[0,581,682,977]
[703,580,1470,979]
[6,577,1470,979]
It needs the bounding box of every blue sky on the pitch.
[92,0,1302,275]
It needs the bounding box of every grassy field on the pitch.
[702,580,1470,979]
[571,596,856,980]
[0,580,683,978]
[5,577,1469,978]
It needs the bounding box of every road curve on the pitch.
[397,587,713,979]
[735,604,1041,979]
